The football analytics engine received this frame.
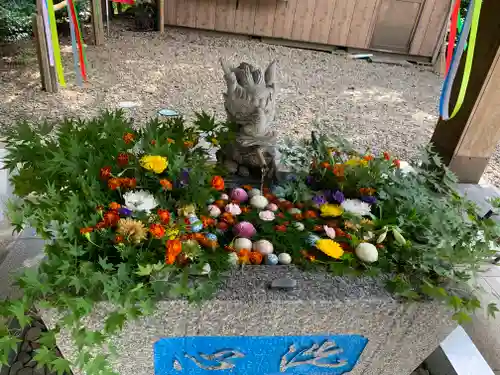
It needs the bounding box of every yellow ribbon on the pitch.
[46,0,66,87]
[450,0,482,118]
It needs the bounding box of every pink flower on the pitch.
[259,210,275,221]
[324,225,336,239]
[225,203,242,216]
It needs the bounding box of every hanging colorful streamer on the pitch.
[67,1,82,86]
[46,0,66,87]
[41,0,55,67]
[67,0,87,81]
[445,0,461,75]
[439,0,482,120]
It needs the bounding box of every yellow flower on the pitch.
[140,155,168,174]
[320,204,344,217]
[117,218,147,244]
[316,239,344,259]
[210,138,219,146]
[345,158,368,167]
[177,204,196,217]
[165,226,180,240]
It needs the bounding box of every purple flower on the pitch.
[119,207,132,216]
[361,196,377,204]
[333,190,345,203]
[312,194,327,206]
[305,175,314,186]
[175,168,191,188]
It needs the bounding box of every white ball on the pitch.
[253,240,274,255]
[248,189,261,198]
[228,252,239,266]
[220,193,229,200]
[207,205,221,217]
[278,253,292,265]
[355,243,379,263]
[266,203,279,212]
[287,208,301,215]
[293,222,305,231]
[234,238,252,251]
[250,195,269,210]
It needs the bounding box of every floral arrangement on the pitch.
[0,113,498,375]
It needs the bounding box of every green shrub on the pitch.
[0,0,36,42]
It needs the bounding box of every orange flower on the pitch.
[383,151,390,160]
[220,212,235,225]
[165,239,182,264]
[108,178,121,190]
[332,164,345,177]
[264,193,276,201]
[100,166,112,180]
[157,209,171,224]
[241,206,251,214]
[301,250,316,262]
[211,176,225,191]
[183,141,194,148]
[238,249,251,264]
[242,185,253,191]
[304,210,317,219]
[151,140,156,145]
[109,202,121,210]
[249,251,263,265]
[160,179,173,191]
[313,225,323,232]
[103,211,120,226]
[293,213,303,221]
[201,216,214,228]
[114,235,124,244]
[123,132,135,144]
[393,159,401,168]
[167,138,175,144]
[224,245,235,252]
[275,225,287,232]
[276,212,285,218]
[359,187,376,196]
[80,227,93,235]
[320,161,330,169]
[364,155,374,161]
[149,223,165,239]
[117,153,129,167]
[95,221,107,230]
[216,222,228,232]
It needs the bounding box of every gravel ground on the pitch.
[1,22,499,186]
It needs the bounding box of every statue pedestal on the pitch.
[40,267,455,375]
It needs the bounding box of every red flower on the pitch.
[249,251,263,265]
[160,179,173,191]
[320,161,330,169]
[108,178,121,190]
[216,222,229,231]
[304,210,317,219]
[167,138,175,144]
[100,166,112,180]
[339,242,353,252]
[383,151,390,160]
[183,141,194,148]
[157,209,171,224]
[335,228,346,237]
[333,164,345,177]
[313,225,323,232]
[301,250,316,262]
[224,245,235,252]
[200,215,214,228]
[119,177,136,189]
[166,239,182,265]
[80,227,93,235]
[103,211,120,226]
[149,224,165,239]
[211,176,225,191]
[393,159,401,168]
[276,212,285,218]
[376,244,384,249]
[123,132,135,144]
[117,153,129,167]
[275,225,287,232]
[114,235,124,244]
[151,140,156,145]
[109,202,121,210]
[364,155,374,161]
[95,221,107,230]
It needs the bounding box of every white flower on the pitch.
[225,203,242,216]
[123,190,158,213]
[341,199,372,216]
[398,160,416,175]
[324,225,336,239]
[259,210,275,221]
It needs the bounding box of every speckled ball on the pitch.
[187,216,203,233]
[287,207,302,215]
[266,203,279,212]
[265,253,279,265]
[234,238,252,251]
[233,221,256,238]
[253,240,274,255]
[205,233,218,242]
[278,253,292,265]
[250,195,269,210]
[248,189,261,198]
[207,204,221,218]
[306,233,321,246]
[231,188,249,203]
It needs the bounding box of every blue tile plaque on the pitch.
[154,334,368,375]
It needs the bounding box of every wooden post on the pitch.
[91,0,105,45]
[32,14,53,92]
[430,0,500,183]
[158,0,165,33]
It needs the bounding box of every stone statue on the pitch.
[217,59,278,180]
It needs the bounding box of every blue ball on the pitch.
[306,233,321,246]
[265,254,279,265]
[188,215,203,233]
[206,233,217,241]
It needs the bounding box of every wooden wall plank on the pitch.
[291,0,317,41]
[347,0,379,48]
[273,0,298,39]
[165,0,179,24]
[196,0,217,29]
[409,0,438,55]
[418,0,451,57]
[253,0,277,36]
[328,0,356,45]
[177,0,198,27]
[233,0,257,34]
[215,0,236,32]
[309,0,337,44]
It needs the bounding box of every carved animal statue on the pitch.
[218,59,278,179]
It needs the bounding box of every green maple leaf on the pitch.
[135,264,153,276]
[33,346,58,368]
[104,312,127,334]
[452,311,472,324]
[50,357,72,375]
[8,300,31,329]
[69,276,84,293]
[98,257,114,272]
[0,335,20,365]
[487,303,499,318]
[37,331,57,348]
